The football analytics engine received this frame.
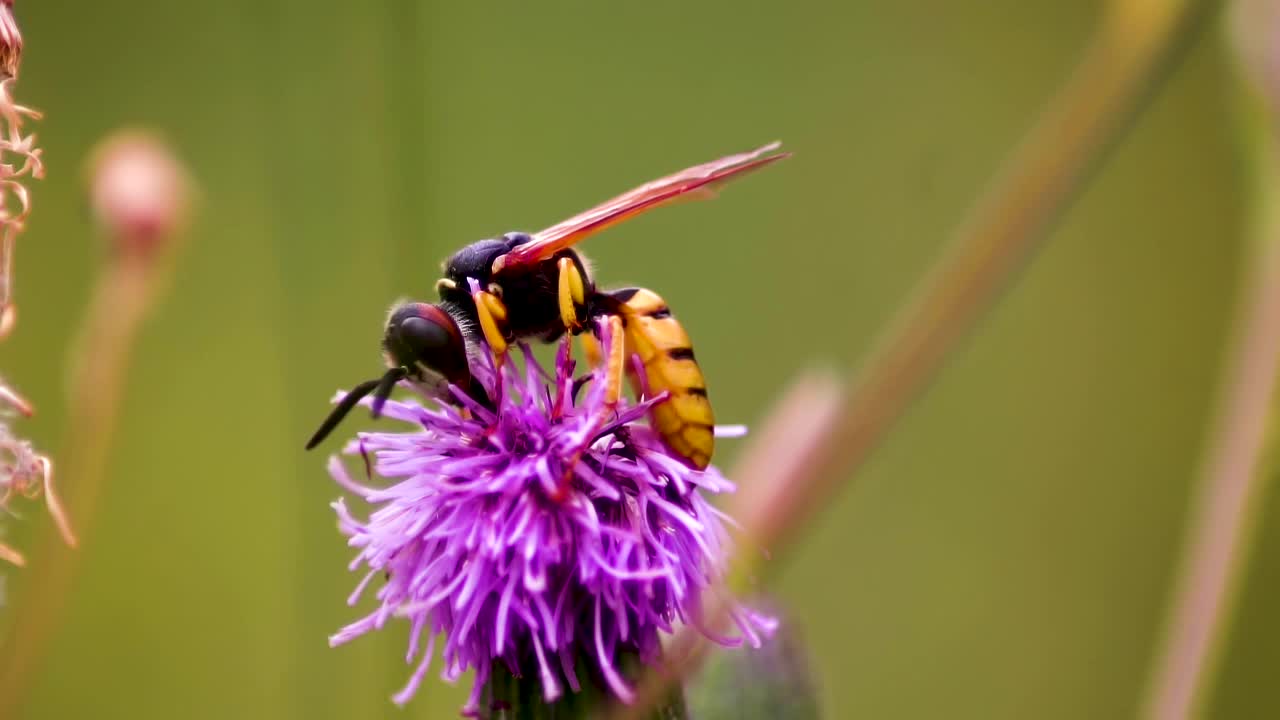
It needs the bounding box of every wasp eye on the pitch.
[399,315,450,353]
[384,303,470,387]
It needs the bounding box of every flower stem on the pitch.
[0,133,190,718]
[481,653,687,720]
[0,258,155,717]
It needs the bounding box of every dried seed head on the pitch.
[0,1,23,81]
[0,424,76,566]
[0,0,69,568]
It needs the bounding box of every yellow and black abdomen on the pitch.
[609,287,714,470]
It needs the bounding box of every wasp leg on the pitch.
[556,314,624,498]
[579,332,603,369]
[470,285,510,361]
[599,314,624,407]
[557,256,587,333]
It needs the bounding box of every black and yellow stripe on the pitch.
[610,287,714,469]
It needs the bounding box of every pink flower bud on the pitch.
[88,132,191,259]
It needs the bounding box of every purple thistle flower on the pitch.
[326,318,774,713]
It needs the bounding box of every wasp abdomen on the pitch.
[610,287,714,470]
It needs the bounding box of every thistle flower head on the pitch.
[327,319,773,713]
[0,0,22,81]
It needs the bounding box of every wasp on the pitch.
[307,142,788,469]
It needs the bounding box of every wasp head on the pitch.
[382,302,471,389]
[305,302,482,451]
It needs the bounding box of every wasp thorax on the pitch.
[442,239,507,288]
[438,234,534,301]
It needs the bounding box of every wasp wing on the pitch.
[492,141,789,272]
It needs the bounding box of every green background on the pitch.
[0,1,1270,718]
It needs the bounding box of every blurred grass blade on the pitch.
[621,1,1218,716]
[779,0,1216,557]
[1142,3,1280,717]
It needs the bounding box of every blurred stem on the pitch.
[1141,3,1280,717]
[0,253,161,717]
[620,0,1216,716]
[746,0,1214,561]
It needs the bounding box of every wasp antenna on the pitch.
[305,378,381,450]
[370,367,409,420]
